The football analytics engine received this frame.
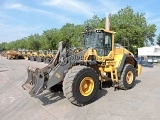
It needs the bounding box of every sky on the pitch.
[0,0,160,44]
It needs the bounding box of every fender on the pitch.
[117,54,137,77]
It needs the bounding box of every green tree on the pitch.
[6,41,17,50]
[0,42,8,51]
[59,23,76,47]
[156,34,160,46]
[27,34,41,50]
[108,6,156,51]
[42,28,60,50]
[59,23,85,48]
[71,24,84,47]
[15,39,28,50]
[2,6,157,52]
[84,15,103,29]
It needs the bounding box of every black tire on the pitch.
[41,58,43,62]
[41,57,44,62]
[44,57,51,63]
[36,57,42,62]
[15,55,19,59]
[118,64,136,90]
[30,56,35,61]
[34,57,37,61]
[63,66,99,106]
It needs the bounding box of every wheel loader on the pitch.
[36,50,47,62]
[44,50,57,63]
[30,51,39,61]
[26,50,33,60]
[22,28,142,106]
[6,50,20,60]
[1,51,7,57]
[18,50,28,59]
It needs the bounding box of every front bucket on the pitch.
[22,66,45,97]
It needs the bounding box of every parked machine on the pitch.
[29,51,39,61]
[44,50,57,63]
[18,50,29,59]
[1,51,7,57]
[36,50,47,62]
[6,50,20,60]
[22,28,142,106]
[26,50,33,60]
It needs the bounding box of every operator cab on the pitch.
[82,28,114,56]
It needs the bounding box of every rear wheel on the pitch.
[15,55,19,59]
[118,64,136,90]
[63,66,99,106]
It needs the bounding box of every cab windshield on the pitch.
[83,30,112,56]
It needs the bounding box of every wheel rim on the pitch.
[79,77,94,96]
[126,71,133,84]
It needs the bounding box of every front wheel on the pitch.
[36,57,42,62]
[63,66,99,106]
[118,64,136,90]
[30,56,34,61]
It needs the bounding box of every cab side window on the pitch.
[104,33,112,56]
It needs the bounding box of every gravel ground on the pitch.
[0,56,160,120]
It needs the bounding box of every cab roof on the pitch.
[95,28,116,34]
[82,28,116,34]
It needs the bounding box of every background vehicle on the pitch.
[18,50,29,59]
[1,51,7,57]
[30,51,39,61]
[140,60,154,68]
[26,50,33,60]
[22,28,142,106]
[6,50,20,60]
[36,50,47,62]
[44,50,57,63]
[148,58,158,63]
